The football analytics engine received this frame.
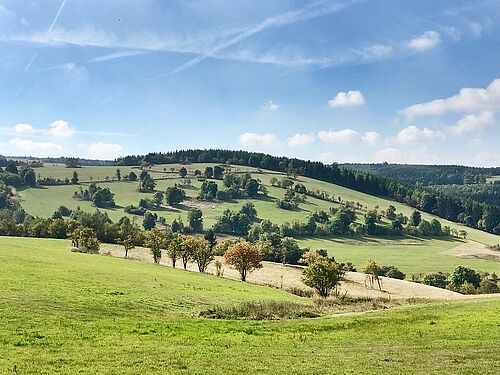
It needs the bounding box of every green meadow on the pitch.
[0,236,499,374]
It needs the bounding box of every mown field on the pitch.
[0,236,499,374]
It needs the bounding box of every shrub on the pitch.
[378,265,406,280]
[422,272,449,289]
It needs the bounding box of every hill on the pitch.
[11,162,500,277]
[1,236,499,374]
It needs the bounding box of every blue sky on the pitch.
[0,0,499,165]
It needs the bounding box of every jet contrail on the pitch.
[170,0,361,75]
[17,0,69,96]
[47,0,68,34]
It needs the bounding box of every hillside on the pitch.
[8,162,499,280]
[1,236,500,374]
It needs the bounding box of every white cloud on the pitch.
[49,120,75,137]
[318,129,380,145]
[361,131,381,145]
[264,100,281,111]
[14,123,35,134]
[402,78,500,118]
[239,132,279,147]
[408,31,441,51]
[8,138,63,155]
[80,142,124,160]
[363,44,392,58]
[287,133,315,147]
[448,111,495,135]
[328,90,365,108]
[395,125,445,144]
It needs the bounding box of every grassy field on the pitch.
[18,163,500,246]
[299,237,500,275]
[0,236,499,374]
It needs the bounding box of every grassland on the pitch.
[15,163,500,278]
[298,237,500,275]
[18,163,500,245]
[0,236,499,374]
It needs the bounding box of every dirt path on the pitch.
[443,240,500,263]
[101,243,472,300]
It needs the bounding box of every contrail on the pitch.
[17,0,69,96]
[47,0,68,34]
[170,0,361,75]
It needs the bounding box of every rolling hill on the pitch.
[1,236,499,374]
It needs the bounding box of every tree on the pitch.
[121,235,135,258]
[450,266,480,289]
[224,241,262,281]
[116,168,121,181]
[204,229,217,250]
[166,234,182,268]
[302,258,345,297]
[71,171,79,184]
[189,237,213,272]
[378,265,405,280]
[128,171,138,181]
[71,227,100,254]
[144,228,166,264]
[363,259,382,289]
[410,210,422,226]
[213,165,224,179]
[244,178,259,197]
[386,205,396,220]
[187,208,203,232]
[422,272,449,289]
[5,161,18,174]
[204,166,214,178]
[143,212,157,230]
[240,202,257,221]
[179,235,197,269]
[92,187,115,208]
[23,169,36,186]
[178,167,188,178]
[152,191,164,207]
[65,158,81,168]
[139,175,156,192]
[165,186,186,206]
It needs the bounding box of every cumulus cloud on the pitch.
[14,123,35,134]
[395,125,445,144]
[402,78,500,118]
[239,132,279,147]
[448,111,494,135]
[361,131,381,145]
[80,142,124,160]
[287,133,315,147]
[374,147,404,163]
[264,100,281,111]
[328,90,365,108]
[408,31,441,51]
[49,120,75,137]
[8,138,63,154]
[318,129,380,145]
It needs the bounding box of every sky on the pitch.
[0,0,499,165]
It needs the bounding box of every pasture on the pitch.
[0,236,499,374]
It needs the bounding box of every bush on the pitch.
[199,301,320,320]
[422,272,449,289]
[378,265,406,280]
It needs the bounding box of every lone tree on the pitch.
[165,186,186,206]
[178,167,188,178]
[121,235,135,258]
[301,258,345,298]
[71,171,79,184]
[224,241,262,282]
[144,228,166,264]
[70,228,100,254]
